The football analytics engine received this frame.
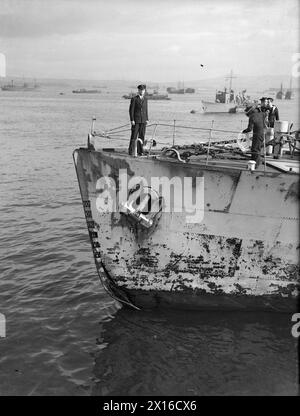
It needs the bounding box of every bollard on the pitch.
[247,160,256,171]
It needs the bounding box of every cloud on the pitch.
[0,0,298,80]
[165,45,181,53]
[0,0,298,40]
[260,29,276,38]
[0,0,130,38]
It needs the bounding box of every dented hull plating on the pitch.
[74,148,299,311]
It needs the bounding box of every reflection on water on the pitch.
[93,309,298,396]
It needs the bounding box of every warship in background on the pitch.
[72,88,101,94]
[276,79,293,100]
[1,79,39,91]
[198,70,256,114]
[167,82,195,94]
[123,90,170,100]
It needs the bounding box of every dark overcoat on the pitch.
[243,112,267,140]
[129,95,148,124]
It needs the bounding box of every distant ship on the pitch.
[167,87,185,94]
[185,88,195,93]
[197,70,256,114]
[123,90,170,100]
[285,90,292,100]
[285,78,293,100]
[200,88,254,114]
[276,80,293,100]
[1,79,39,91]
[167,82,195,94]
[276,83,284,100]
[72,88,101,94]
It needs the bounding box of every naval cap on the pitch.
[137,84,146,90]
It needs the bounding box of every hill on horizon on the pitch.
[1,74,298,93]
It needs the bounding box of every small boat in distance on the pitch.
[72,88,101,93]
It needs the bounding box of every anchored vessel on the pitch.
[167,87,195,94]
[123,90,170,100]
[72,88,101,93]
[276,80,293,100]
[199,71,255,114]
[1,79,39,91]
[200,88,255,114]
[73,120,299,311]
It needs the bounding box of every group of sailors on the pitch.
[235,90,248,105]
[256,96,280,128]
[242,97,280,167]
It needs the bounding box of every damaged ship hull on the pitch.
[73,148,299,311]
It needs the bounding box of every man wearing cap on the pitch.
[242,105,268,167]
[257,97,268,113]
[128,84,149,155]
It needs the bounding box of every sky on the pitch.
[0,0,299,81]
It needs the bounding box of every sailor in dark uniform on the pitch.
[266,97,279,128]
[242,105,268,167]
[128,84,149,155]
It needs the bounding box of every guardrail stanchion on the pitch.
[263,130,267,173]
[172,119,176,147]
[206,120,214,166]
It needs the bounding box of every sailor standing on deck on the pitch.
[128,84,149,156]
[242,106,268,168]
[266,97,279,128]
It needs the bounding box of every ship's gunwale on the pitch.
[75,146,299,177]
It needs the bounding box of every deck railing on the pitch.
[89,119,299,172]
[91,119,247,148]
